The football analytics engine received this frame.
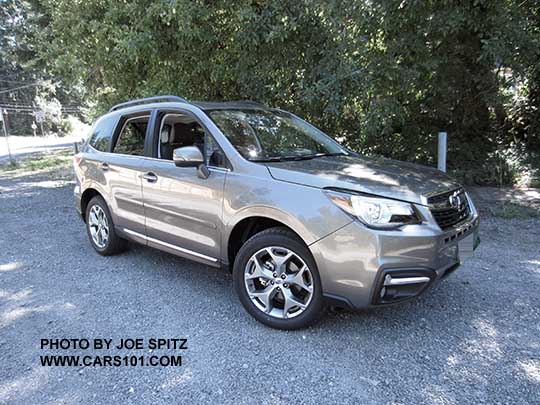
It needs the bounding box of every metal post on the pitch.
[438,131,447,172]
[35,108,45,137]
[1,109,14,164]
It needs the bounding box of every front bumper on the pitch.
[309,213,480,310]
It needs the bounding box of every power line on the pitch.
[0,81,46,95]
[0,79,40,84]
[0,102,82,108]
[0,104,83,114]
[0,72,28,80]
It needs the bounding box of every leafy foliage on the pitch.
[8,0,540,184]
[0,0,82,135]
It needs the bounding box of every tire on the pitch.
[85,195,127,256]
[233,227,324,330]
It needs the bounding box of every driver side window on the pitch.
[157,113,227,168]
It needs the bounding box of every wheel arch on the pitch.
[224,207,314,270]
[80,187,105,221]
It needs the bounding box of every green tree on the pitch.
[19,0,540,184]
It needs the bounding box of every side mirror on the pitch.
[173,146,204,167]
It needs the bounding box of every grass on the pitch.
[0,149,73,178]
[490,201,540,219]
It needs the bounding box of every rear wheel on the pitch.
[233,227,323,330]
[85,196,127,255]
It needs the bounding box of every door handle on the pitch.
[100,162,109,171]
[142,172,158,183]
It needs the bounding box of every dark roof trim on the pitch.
[109,95,188,112]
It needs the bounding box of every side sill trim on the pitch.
[122,228,218,263]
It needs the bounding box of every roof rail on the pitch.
[233,100,265,107]
[109,95,188,112]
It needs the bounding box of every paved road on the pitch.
[0,135,82,163]
[0,171,539,404]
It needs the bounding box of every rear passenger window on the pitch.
[113,116,149,156]
[88,115,118,152]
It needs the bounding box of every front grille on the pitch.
[427,188,471,230]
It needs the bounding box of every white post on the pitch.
[1,109,13,164]
[438,131,447,172]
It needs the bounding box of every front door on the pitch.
[141,111,228,266]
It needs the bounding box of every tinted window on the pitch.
[205,133,226,168]
[113,116,149,156]
[157,113,226,168]
[88,115,118,152]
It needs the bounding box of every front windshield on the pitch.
[208,109,346,161]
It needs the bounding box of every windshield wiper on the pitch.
[251,152,347,162]
[250,155,311,162]
[296,152,348,159]
[250,156,286,162]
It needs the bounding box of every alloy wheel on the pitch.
[88,204,109,249]
[244,246,314,319]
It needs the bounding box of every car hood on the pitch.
[264,155,461,205]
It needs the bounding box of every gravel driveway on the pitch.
[0,170,539,404]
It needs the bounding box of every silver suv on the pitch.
[74,95,480,329]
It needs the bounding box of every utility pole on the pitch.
[1,108,14,164]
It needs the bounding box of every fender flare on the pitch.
[222,205,316,263]
[79,180,109,214]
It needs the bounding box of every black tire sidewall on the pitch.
[233,229,323,330]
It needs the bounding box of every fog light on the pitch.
[374,269,436,305]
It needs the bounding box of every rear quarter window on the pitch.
[87,115,118,152]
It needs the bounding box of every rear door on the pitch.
[141,109,228,266]
[103,111,152,240]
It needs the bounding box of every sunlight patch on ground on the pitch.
[460,319,502,363]
[473,319,498,338]
[518,359,540,383]
[523,260,540,274]
[0,180,72,192]
[5,287,33,302]
[0,367,50,402]
[0,262,23,272]
[431,316,505,396]
[446,354,459,366]
[160,368,193,390]
[20,180,72,189]
[0,302,76,327]
[1,306,52,325]
[422,385,456,405]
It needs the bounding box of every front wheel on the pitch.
[233,227,324,330]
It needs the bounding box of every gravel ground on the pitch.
[0,170,539,404]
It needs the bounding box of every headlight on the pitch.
[325,190,421,229]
